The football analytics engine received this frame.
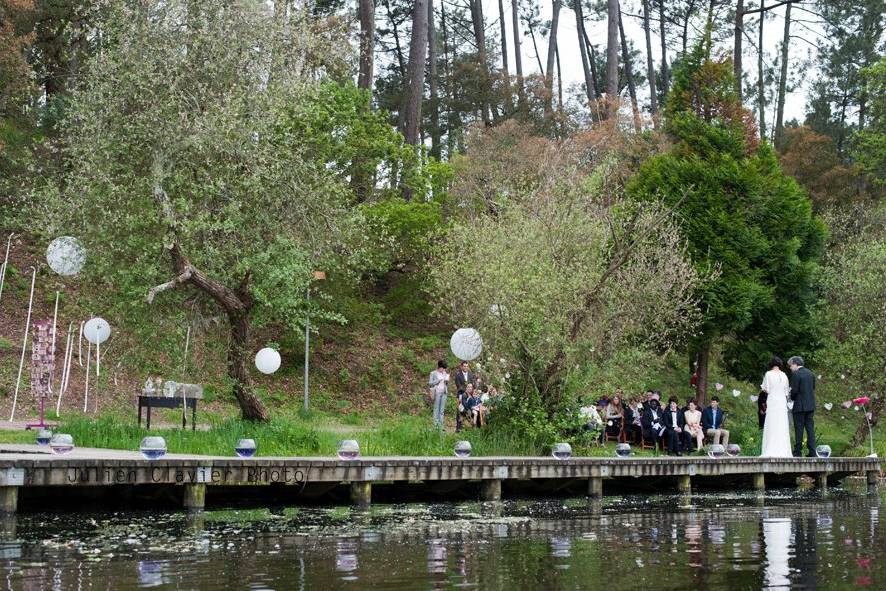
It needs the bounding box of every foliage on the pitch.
[629,46,827,384]
[854,57,886,185]
[431,123,702,412]
[779,126,879,208]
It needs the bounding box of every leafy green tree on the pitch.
[854,58,886,185]
[628,44,826,403]
[39,0,362,421]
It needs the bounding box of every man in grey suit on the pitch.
[788,356,817,457]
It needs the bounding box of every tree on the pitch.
[642,0,659,126]
[628,44,826,403]
[773,1,791,147]
[511,0,526,110]
[854,58,886,185]
[399,0,428,151]
[433,122,702,411]
[358,0,374,92]
[606,0,619,118]
[544,0,561,119]
[618,3,641,131]
[41,0,360,421]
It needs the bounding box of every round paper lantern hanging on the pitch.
[255,347,281,375]
[46,236,86,276]
[450,328,483,361]
[83,317,111,344]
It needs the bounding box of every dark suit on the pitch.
[641,405,665,443]
[790,366,817,455]
[662,408,686,453]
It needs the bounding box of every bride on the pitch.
[760,356,793,457]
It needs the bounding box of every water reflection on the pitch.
[0,487,881,590]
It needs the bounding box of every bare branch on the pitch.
[146,268,192,304]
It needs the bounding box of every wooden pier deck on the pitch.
[0,445,880,512]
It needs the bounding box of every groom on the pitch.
[788,356,817,457]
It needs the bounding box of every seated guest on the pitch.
[463,384,486,427]
[662,396,686,455]
[627,399,643,444]
[604,394,625,439]
[757,390,768,429]
[701,396,730,446]
[578,398,603,432]
[683,399,704,452]
[641,398,666,447]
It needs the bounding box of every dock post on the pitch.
[587,477,603,499]
[815,472,828,493]
[0,487,17,514]
[752,473,765,492]
[677,475,691,495]
[183,483,206,511]
[867,470,879,492]
[350,481,372,509]
[481,479,502,502]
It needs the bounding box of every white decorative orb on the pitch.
[254,347,281,375]
[450,328,483,361]
[83,317,111,344]
[46,236,86,276]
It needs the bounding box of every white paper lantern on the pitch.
[450,328,483,361]
[46,236,86,276]
[83,317,111,344]
[255,347,281,375]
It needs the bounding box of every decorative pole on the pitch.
[9,266,36,422]
[0,233,13,303]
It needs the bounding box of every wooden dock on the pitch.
[0,445,880,512]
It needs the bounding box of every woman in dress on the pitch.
[605,394,625,439]
[760,356,793,457]
[683,399,705,452]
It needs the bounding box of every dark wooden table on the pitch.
[138,395,199,431]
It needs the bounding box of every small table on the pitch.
[138,395,199,431]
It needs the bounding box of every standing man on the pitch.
[788,356,817,457]
[428,360,450,430]
[702,396,730,447]
[454,361,476,432]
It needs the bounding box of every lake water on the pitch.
[1,483,882,590]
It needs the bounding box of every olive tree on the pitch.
[40,0,358,421]
[430,123,704,411]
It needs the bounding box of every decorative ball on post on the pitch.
[255,347,281,375]
[46,236,86,276]
[83,317,111,345]
[450,328,483,361]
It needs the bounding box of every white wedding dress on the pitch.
[760,368,793,457]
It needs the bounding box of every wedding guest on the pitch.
[463,383,486,427]
[454,361,476,432]
[428,360,450,429]
[641,398,666,447]
[662,396,686,455]
[757,390,768,429]
[579,398,603,432]
[683,399,704,452]
[702,396,730,447]
[605,394,626,439]
[627,399,643,444]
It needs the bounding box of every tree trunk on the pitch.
[607,0,620,120]
[428,0,441,159]
[734,0,744,100]
[228,310,270,422]
[498,0,512,113]
[619,5,642,132]
[642,0,659,127]
[399,0,429,199]
[511,0,525,111]
[158,242,270,422]
[469,0,492,125]
[528,19,545,75]
[544,0,562,118]
[358,0,375,91]
[694,341,711,408]
[441,2,455,156]
[556,43,564,124]
[575,0,595,104]
[774,1,791,148]
[757,0,766,141]
[658,0,670,95]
